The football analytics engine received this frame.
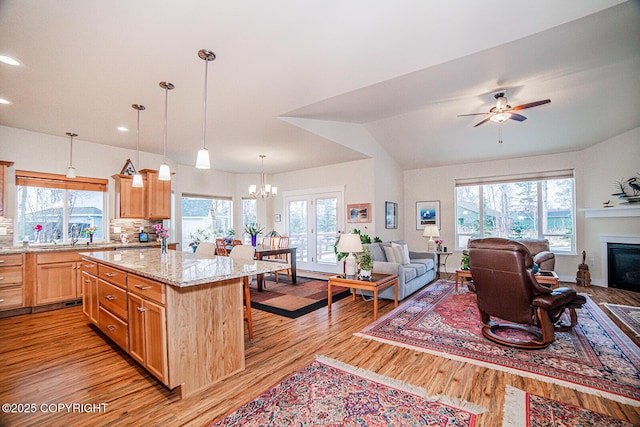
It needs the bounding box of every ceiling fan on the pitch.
[458,92,551,127]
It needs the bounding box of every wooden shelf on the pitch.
[581,206,640,218]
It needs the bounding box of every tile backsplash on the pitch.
[109,219,163,244]
[0,217,14,247]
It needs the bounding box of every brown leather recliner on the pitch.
[515,238,555,271]
[468,238,585,349]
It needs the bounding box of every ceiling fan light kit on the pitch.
[458,91,551,128]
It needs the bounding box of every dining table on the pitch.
[254,246,297,291]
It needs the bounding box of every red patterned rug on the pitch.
[503,385,637,426]
[210,356,485,426]
[356,281,640,406]
[604,303,640,337]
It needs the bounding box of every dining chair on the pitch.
[271,236,291,283]
[215,238,228,256]
[195,241,215,256]
[229,245,257,339]
[231,239,243,246]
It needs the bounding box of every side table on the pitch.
[328,273,398,320]
[454,269,472,292]
[431,251,452,279]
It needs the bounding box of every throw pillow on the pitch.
[392,242,411,265]
[383,245,404,264]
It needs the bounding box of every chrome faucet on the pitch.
[70,224,79,246]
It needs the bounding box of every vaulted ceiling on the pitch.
[1,1,638,174]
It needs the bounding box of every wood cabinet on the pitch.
[112,169,171,220]
[128,292,167,383]
[96,263,128,351]
[0,160,14,217]
[0,253,24,311]
[35,252,82,306]
[112,174,145,218]
[81,271,98,325]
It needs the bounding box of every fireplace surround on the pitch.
[600,235,640,290]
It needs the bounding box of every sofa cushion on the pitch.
[392,242,411,265]
[402,266,418,283]
[407,262,427,276]
[383,245,405,264]
[367,243,387,262]
[411,257,435,271]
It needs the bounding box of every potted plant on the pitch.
[244,223,264,247]
[188,226,213,252]
[357,246,374,280]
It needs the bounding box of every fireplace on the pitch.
[600,235,640,290]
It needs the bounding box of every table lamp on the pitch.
[337,233,363,276]
[422,224,440,251]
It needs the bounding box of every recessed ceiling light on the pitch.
[0,55,20,66]
[117,126,128,132]
[0,98,10,105]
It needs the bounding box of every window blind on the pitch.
[454,169,574,187]
[15,170,108,192]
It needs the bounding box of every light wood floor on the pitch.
[1,275,639,426]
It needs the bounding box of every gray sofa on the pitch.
[359,241,436,300]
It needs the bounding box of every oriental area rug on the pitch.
[210,356,485,426]
[502,385,637,427]
[250,276,350,318]
[356,280,640,406]
[604,303,640,337]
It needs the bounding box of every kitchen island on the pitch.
[80,248,288,398]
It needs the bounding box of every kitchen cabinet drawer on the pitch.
[128,273,165,305]
[0,266,23,287]
[98,279,127,321]
[0,254,23,267]
[98,307,128,351]
[98,264,127,289]
[37,251,82,264]
[81,259,98,276]
[0,286,23,310]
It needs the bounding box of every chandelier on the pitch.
[248,155,277,199]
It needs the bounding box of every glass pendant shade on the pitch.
[195,147,210,169]
[132,172,144,187]
[158,163,171,181]
[66,166,76,179]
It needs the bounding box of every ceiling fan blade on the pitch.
[509,113,527,122]
[473,116,492,127]
[511,99,551,111]
[457,112,490,117]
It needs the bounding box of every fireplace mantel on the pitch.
[582,206,640,218]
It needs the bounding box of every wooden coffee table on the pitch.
[328,273,398,320]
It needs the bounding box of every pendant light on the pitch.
[195,49,216,169]
[158,81,174,181]
[65,132,77,178]
[131,104,146,187]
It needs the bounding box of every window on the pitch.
[241,198,257,244]
[181,195,232,251]
[455,171,575,253]
[15,171,108,244]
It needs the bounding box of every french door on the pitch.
[285,187,344,273]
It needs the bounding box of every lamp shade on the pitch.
[158,163,171,181]
[337,233,363,254]
[195,148,210,169]
[422,224,440,238]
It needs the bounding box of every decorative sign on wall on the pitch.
[119,159,136,175]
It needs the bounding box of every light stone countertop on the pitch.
[0,241,172,255]
[80,248,289,288]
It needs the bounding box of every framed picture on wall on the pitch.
[416,200,440,230]
[385,201,397,229]
[347,203,371,223]
[274,214,282,222]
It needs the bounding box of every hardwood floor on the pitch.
[1,276,639,426]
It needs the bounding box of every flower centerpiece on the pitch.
[244,223,264,247]
[82,226,98,243]
[188,226,213,252]
[435,239,444,252]
[357,246,374,280]
[34,224,43,243]
[154,223,169,254]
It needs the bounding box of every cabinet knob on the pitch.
[135,284,152,291]
[0,260,5,263]
[104,273,116,277]
[106,325,116,332]
[104,295,116,301]
[136,306,146,313]
[0,299,5,303]
[0,277,4,280]
[84,279,91,283]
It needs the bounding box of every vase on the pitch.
[359,269,372,280]
[161,237,168,254]
[251,235,257,247]
[89,234,93,244]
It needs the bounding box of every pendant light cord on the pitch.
[136,108,141,169]
[163,86,168,163]
[202,58,209,149]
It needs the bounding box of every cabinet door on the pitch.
[127,292,145,366]
[36,262,77,305]
[145,171,171,219]
[144,298,167,383]
[118,176,145,218]
[81,272,98,324]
